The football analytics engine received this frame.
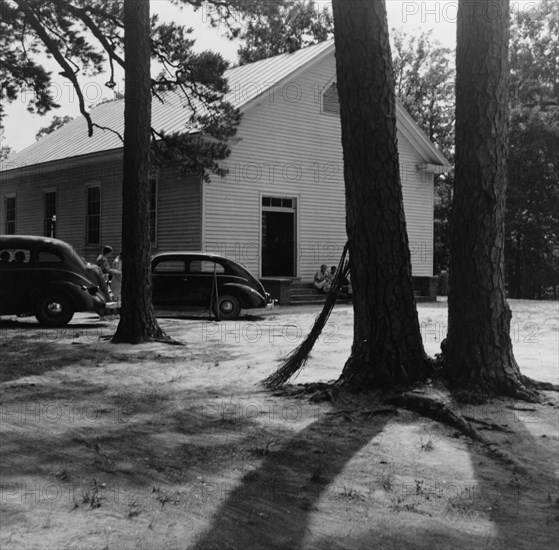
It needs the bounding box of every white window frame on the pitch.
[4,193,16,234]
[85,183,102,246]
[259,193,299,278]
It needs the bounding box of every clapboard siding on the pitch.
[2,46,439,281]
[203,51,434,279]
[1,159,201,260]
[155,170,201,251]
[397,133,435,277]
[1,160,122,260]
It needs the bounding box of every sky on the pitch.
[1,0,542,153]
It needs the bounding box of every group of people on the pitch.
[96,246,122,305]
[98,247,352,305]
[313,264,352,297]
[0,250,27,263]
[0,250,25,264]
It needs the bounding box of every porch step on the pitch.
[290,295,329,305]
[289,282,432,305]
[289,287,326,296]
[289,282,352,305]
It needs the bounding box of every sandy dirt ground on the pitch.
[0,299,558,550]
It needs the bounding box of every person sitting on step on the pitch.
[313,264,331,293]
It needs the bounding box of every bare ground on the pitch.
[0,299,558,550]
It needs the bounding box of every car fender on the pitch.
[220,283,266,309]
[30,281,89,309]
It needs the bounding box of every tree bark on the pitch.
[113,0,166,343]
[332,0,430,388]
[443,0,526,394]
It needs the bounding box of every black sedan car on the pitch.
[151,252,268,319]
[0,235,113,326]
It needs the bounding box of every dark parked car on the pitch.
[151,252,268,319]
[0,235,113,326]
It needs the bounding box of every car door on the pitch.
[186,258,224,307]
[151,257,189,306]
[33,246,66,289]
[0,247,33,313]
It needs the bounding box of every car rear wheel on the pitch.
[35,292,75,327]
[214,294,241,320]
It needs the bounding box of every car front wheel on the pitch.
[35,292,75,327]
[214,294,241,320]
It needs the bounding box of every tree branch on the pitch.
[92,123,123,143]
[50,0,126,70]
[16,0,94,136]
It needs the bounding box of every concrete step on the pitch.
[290,288,325,296]
[290,296,353,306]
[289,283,314,290]
[290,294,327,303]
[290,298,328,305]
[289,281,354,305]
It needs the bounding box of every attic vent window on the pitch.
[322,82,340,116]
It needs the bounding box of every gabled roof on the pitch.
[2,39,449,171]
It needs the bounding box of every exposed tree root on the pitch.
[523,376,559,392]
[393,387,528,474]
[436,353,540,402]
[267,380,551,475]
[110,332,183,345]
[462,415,515,433]
[270,381,340,403]
[390,388,482,440]
[154,337,184,346]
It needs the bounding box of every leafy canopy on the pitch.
[236,0,333,65]
[0,0,267,178]
[506,0,559,298]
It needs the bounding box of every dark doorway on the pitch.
[261,210,295,277]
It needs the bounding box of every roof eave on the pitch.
[395,101,451,168]
[1,147,124,179]
[237,42,336,116]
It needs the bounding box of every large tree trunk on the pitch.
[332,0,430,388]
[443,0,525,394]
[113,0,166,343]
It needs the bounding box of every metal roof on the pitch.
[3,40,334,170]
[2,39,448,171]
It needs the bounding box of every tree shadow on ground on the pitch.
[188,390,396,550]
[1,335,557,550]
[0,318,107,330]
[189,386,559,550]
[155,312,267,322]
[456,390,559,550]
[0,340,111,383]
[0,377,285,492]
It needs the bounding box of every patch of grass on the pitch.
[337,479,365,501]
[152,485,182,507]
[310,461,325,483]
[82,479,102,509]
[380,470,393,492]
[419,436,435,453]
[443,494,480,523]
[42,510,54,529]
[392,502,417,513]
[248,438,279,456]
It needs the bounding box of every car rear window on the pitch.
[189,260,225,274]
[0,248,31,264]
[153,259,185,273]
[37,250,64,263]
